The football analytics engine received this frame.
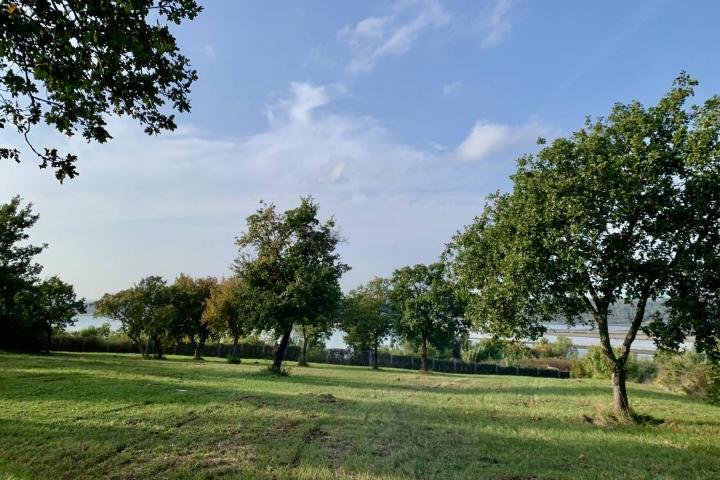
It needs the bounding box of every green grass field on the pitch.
[1,352,719,479]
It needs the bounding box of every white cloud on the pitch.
[339,0,450,73]
[442,80,461,95]
[457,119,549,162]
[1,82,548,299]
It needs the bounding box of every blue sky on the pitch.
[3,0,720,300]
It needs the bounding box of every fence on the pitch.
[50,335,569,379]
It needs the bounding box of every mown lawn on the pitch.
[0,352,718,480]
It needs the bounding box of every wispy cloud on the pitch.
[479,0,513,48]
[457,119,549,162]
[442,80,462,95]
[338,0,515,73]
[339,0,450,73]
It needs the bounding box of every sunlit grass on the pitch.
[1,352,719,479]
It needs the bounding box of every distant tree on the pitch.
[448,74,720,413]
[15,276,86,352]
[202,277,256,361]
[96,276,174,358]
[294,322,331,367]
[342,277,397,369]
[170,274,217,359]
[0,196,45,349]
[133,276,175,358]
[95,289,146,356]
[235,197,349,373]
[1,0,202,181]
[76,322,112,339]
[390,263,467,372]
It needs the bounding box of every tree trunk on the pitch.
[197,332,208,359]
[420,336,429,372]
[373,339,379,370]
[46,327,52,354]
[154,337,164,359]
[190,336,201,359]
[231,336,239,358]
[272,326,292,373]
[298,326,309,367]
[612,365,630,413]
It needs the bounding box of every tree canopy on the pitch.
[170,273,217,359]
[1,0,201,181]
[235,197,349,372]
[391,263,466,372]
[342,277,397,369]
[202,277,256,361]
[448,73,720,412]
[0,196,84,350]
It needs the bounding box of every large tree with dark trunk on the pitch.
[1,0,201,181]
[390,263,466,372]
[448,74,720,413]
[235,197,349,373]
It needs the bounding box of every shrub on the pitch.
[531,336,577,359]
[707,362,720,406]
[655,351,710,396]
[570,346,645,381]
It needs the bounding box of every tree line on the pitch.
[2,75,719,414]
[92,197,469,374]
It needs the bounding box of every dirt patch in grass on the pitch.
[302,392,342,405]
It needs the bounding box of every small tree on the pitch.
[170,274,217,359]
[16,276,86,352]
[235,197,349,373]
[448,74,720,412]
[342,277,396,369]
[295,321,332,367]
[202,277,256,361]
[96,276,174,358]
[391,263,466,372]
[95,289,146,356]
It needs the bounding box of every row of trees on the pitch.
[94,198,470,374]
[95,275,220,359]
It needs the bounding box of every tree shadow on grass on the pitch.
[3,385,719,480]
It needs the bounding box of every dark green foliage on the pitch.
[235,197,349,372]
[95,276,175,358]
[14,276,86,351]
[169,274,217,359]
[390,263,467,372]
[449,74,720,411]
[341,277,397,369]
[1,0,201,180]
[0,196,84,350]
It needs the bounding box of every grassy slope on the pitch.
[0,353,718,480]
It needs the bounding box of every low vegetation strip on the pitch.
[1,352,719,480]
[48,336,571,379]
